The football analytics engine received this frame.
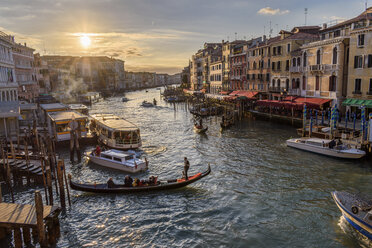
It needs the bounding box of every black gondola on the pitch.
[68,165,211,193]
[194,125,208,133]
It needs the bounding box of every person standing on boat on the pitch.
[183,157,190,180]
[95,145,101,156]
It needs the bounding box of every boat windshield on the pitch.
[125,155,134,160]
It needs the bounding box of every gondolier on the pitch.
[183,157,190,180]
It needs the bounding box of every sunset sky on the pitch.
[0,0,368,74]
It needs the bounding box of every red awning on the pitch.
[283,96,299,101]
[256,100,304,110]
[294,97,332,107]
[219,91,230,95]
[229,91,258,99]
[200,89,206,93]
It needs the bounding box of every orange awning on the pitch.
[294,97,332,106]
[229,91,258,99]
[200,89,206,93]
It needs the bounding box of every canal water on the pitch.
[6,87,372,247]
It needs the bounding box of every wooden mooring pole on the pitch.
[57,160,66,209]
[35,190,47,248]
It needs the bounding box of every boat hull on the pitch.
[88,153,147,173]
[69,165,211,193]
[332,192,372,240]
[286,140,365,159]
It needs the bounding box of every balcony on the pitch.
[367,91,372,95]
[289,67,303,73]
[352,91,362,95]
[309,64,338,73]
[288,88,301,96]
[231,62,243,66]
[231,75,242,80]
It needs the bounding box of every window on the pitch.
[303,52,307,67]
[354,56,363,68]
[321,34,326,40]
[273,47,277,56]
[292,58,296,67]
[354,79,361,93]
[272,62,275,70]
[277,61,281,70]
[247,74,250,80]
[358,34,365,47]
[278,46,282,55]
[316,50,321,65]
[286,60,289,71]
[369,79,372,93]
[287,44,291,52]
[297,57,301,67]
[113,157,122,162]
[266,73,270,81]
[268,59,271,68]
[332,47,338,65]
[316,76,320,91]
[368,55,372,68]
[329,76,336,91]
[334,30,340,37]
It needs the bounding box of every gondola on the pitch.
[68,165,211,193]
[193,125,208,134]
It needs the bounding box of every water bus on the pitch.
[90,114,142,150]
[68,104,89,115]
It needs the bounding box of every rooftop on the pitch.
[91,114,139,131]
[48,110,88,121]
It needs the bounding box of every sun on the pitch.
[80,35,91,48]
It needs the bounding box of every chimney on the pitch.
[322,23,327,30]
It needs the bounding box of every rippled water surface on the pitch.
[5,88,372,248]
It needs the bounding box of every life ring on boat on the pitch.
[351,206,358,214]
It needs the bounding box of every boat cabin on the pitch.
[90,114,142,150]
[100,150,135,164]
[39,103,69,124]
[47,110,89,142]
[68,104,89,115]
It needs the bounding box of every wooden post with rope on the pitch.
[57,160,66,209]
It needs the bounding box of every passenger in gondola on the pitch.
[124,175,133,187]
[329,139,336,149]
[337,138,342,146]
[148,176,155,185]
[107,178,116,188]
[133,178,140,187]
[95,145,101,156]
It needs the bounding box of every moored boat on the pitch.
[286,137,366,159]
[69,164,211,193]
[90,114,142,150]
[332,191,372,240]
[122,97,130,102]
[194,125,208,133]
[141,101,154,107]
[88,149,147,173]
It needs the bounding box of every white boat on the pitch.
[90,114,142,150]
[141,101,154,107]
[88,149,148,173]
[286,137,366,159]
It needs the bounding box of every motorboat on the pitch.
[69,165,211,193]
[286,137,365,159]
[141,101,154,107]
[122,97,130,102]
[332,191,372,240]
[88,149,148,173]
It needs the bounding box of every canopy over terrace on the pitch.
[342,98,372,108]
[256,97,332,110]
[226,91,258,101]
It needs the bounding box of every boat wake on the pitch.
[338,216,372,248]
[141,145,167,155]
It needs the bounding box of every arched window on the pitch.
[316,50,321,65]
[277,79,280,88]
[302,76,306,90]
[303,52,307,67]
[297,57,301,67]
[272,79,275,87]
[286,79,289,90]
[332,47,338,65]
[292,79,296,89]
[329,75,337,91]
[292,58,296,67]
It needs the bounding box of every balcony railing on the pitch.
[288,88,301,96]
[309,64,338,72]
[352,91,362,95]
[231,75,242,80]
[289,67,303,73]
[269,86,285,93]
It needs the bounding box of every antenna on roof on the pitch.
[304,8,308,26]
[235,32,237,40]
[366,0,368,10]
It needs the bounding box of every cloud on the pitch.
[257,7,289,16]
[323,15,347,22]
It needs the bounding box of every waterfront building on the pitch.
[0,31,18,139]
[181,65,190,88]
[34,53,50,94]
[269,26,320,100]
[209,59,223,94]
[12,41,37,101]
[343,7,372,113]
[301,24,348,106]
[190,43,221,91]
